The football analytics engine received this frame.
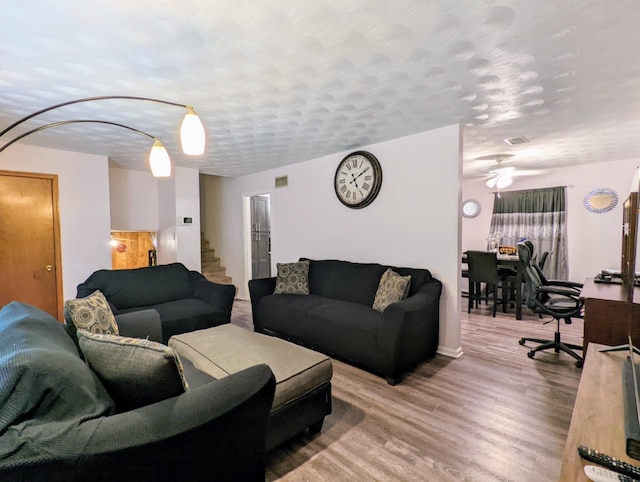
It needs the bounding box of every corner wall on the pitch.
[202,124,463,357]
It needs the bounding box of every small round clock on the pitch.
[334,151,383,209]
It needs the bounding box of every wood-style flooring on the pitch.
[230,298,583,481]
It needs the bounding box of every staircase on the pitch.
[201,234,233,285]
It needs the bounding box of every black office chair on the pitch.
[517,243,584,367]
[537,251,550,272]
[524,240,535,258]
[466,251,510,317]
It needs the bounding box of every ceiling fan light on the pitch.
[149,139,172,177]
[496,175,513,189]
[180,107,206,155]
[486,177,498,188]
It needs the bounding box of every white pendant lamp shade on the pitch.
[180,107,206,155]
[149,139,172,177]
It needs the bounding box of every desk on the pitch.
[462,252,524,320]
[559,343,636,481]
[579,278,640,354]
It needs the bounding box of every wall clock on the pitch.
[334,151,383,209]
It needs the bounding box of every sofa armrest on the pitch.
[378,280,442,377]
[0,364,276,482]
[188,270,236,318]
[248,277,277,329]
[115,309,163,343]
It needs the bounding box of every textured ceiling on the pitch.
[1,0,639,178]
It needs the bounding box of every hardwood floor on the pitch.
[230,299,583,481]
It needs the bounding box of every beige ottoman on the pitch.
[169,324,332,450]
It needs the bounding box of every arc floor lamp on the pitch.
[0,95,206,177]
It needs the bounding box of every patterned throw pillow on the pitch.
[274,260,310,295]
[77,331,189,411]
[372,268,412,312]
[64,290,119,335]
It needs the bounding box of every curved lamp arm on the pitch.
[0,119,172,177]
[0,96,205,155]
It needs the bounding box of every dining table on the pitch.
[462,252,524,320]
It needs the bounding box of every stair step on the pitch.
[201,234,232,286]
[202,258,221,268]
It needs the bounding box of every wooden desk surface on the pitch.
[580,277,638,302]
[559,343,637,481]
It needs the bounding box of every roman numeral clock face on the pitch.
[334,151,383,209]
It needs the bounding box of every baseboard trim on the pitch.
[437,345,464,359]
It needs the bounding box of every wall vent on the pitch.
[503,136,529,145]
[275,175,288,188]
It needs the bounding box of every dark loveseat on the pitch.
[0,301,275,481]
[249,258,442,384]
[73,262,235,344]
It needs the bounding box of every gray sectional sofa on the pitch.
[249,258,442,384]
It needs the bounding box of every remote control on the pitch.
[584,464,638,482]
[578,445,640,480]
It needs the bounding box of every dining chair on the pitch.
[466,251,510,317]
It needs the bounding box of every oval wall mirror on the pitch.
[462,199,482,218]
[583,188,618,214]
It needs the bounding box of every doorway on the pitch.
[250,195,271,279]
[0,170,63,319]
[111,231,157,270]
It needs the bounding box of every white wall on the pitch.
[156,173,178,265]
[174,166,201,271]
[202,125,463,357]
[2,144,112,300]
[109,168,158,231]
[462,157,640,283]
[109,165,201,270]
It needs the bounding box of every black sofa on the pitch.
[73,262,235,343]
[0,301,276,481]
[249,258,442,384]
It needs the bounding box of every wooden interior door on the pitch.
[0,170,62,319]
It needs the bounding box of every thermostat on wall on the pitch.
[180,217,193,225]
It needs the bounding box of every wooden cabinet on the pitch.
[559,343,637,481]
[580,278,640,354]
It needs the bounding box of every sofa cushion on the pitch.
[0,302,115,435]
[76,263,191,310]
[258,294,330,337]
[77,331,189,411]
[274,260,310,295]
[305,259,387,306]
[118,298,228,343]
[64,289,119,335]
[372,268,411,312]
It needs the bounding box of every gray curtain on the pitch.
[489,186,568,279]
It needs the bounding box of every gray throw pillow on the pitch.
[274,260,310,295]
[64,290,119,335]
[372,268,412,312]
[77,331,189,411]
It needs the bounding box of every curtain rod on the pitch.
[489,185,575,195]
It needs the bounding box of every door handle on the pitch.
[45,265,53,272]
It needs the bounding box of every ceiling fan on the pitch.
[479,154,544,188]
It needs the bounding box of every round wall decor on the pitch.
[462,199,482,218]
[583,188,618,214]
